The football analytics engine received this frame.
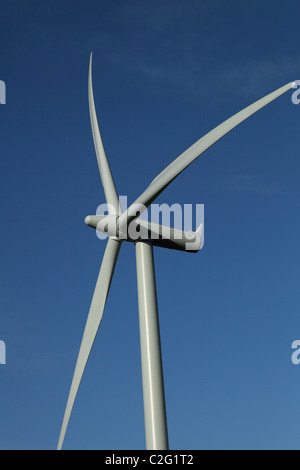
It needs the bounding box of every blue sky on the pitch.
[0,0,300,450]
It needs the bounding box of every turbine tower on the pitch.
[57,53,295,450]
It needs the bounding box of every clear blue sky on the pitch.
[1,0,300,450]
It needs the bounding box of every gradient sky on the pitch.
[1,0,300,450]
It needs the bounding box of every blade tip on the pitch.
[89,53,93,76]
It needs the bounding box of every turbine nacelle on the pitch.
[84,214,204,252]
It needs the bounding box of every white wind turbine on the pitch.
[57,53,295,450]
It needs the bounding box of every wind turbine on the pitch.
[57,53,295,450]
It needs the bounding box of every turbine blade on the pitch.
[89,53,121,215]
[118,81,295,230]
[57,238,121,450]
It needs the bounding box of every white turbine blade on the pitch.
[57,238,121,450]
[118,81,295,230]
[89,53,121,215]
